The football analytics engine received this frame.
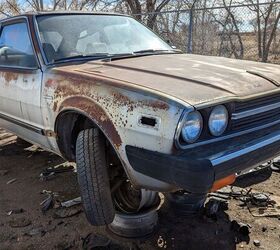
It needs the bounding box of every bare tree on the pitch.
[222,0,244,58]
[123,0,172,29]
[246,0,280,62]
[0,0,21,16]
[155,1,193,50]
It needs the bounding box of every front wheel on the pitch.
[76,128,115,226]
[76,128,159,226]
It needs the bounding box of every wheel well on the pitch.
[55,111,97,161]
[55,110,125,188]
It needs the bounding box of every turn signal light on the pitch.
[211,174,236,192]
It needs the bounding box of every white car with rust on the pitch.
[0,12,280,226]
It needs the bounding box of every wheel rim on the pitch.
[107,148,158,214]
[112,180,159,214]
[113,180,142,213]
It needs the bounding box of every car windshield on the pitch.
[36,14,173,63]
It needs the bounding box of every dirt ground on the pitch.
[0,128,279,250]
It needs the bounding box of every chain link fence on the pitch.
[134,2,280,64]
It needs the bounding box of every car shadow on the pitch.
[107,201,247,250]
[149,203,241,250]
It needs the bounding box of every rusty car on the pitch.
[0,12,280,226]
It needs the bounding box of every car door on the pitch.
[0,18,47,146]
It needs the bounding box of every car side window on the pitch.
[0,22,37,68]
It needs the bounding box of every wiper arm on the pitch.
[53,53,136,63]
[133,49,177,54]
[53,53,111,63]
[52,50,181,63]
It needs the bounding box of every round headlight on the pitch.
[181,111,203,143]
[208,105,228,136]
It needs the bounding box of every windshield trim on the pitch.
[33,15,49,66]
[35,12,130,18]
[34,13,174,66]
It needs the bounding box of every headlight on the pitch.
[208,105,228,136]
[181,111,203,143]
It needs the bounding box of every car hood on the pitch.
[60,54,280,107]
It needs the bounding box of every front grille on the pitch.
[231,93,280,131]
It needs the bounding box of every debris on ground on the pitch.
[40,194,55,214]
[211,184,280,218]
[0,169,8,176]
[251,193,270,206]
[6,178,17,184]
[82,233,111,249]
[230,220,250,236]
[271,164,280,172]
[53,207,82,219]
[41,190,54,195]
[157,235,167,248]
[253,239,261,247]
[40,190,60,214]
[7,208,25,216]
[260,161,272,168]
[204,198,228,219]
[272,157,280,172]
[209,186,245,200]
[40,171,56,181]
[246,194,280,217]
[25,145,44,157]
[39,162,76,181]
[25,227,46,237]
[61,197,81,208]
[9,218,31,228]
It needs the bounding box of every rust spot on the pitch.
[148,100,169,110]
[1,72,18,85]
[112,92,134,111]
[59,97,122,147]
[112,91,169,112]
[45,79,55,88]
[53,101,58,111]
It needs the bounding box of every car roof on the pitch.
[1,11,130,22]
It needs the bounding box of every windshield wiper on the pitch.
[52,50,180,63]
[53,52,137,63]
[133,49,178,54]
[53,53,111,63]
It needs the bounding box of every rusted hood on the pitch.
[60,54,280,107]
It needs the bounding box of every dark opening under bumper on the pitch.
[126,130,280,193]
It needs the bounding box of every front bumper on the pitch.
[126,125,280,194]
